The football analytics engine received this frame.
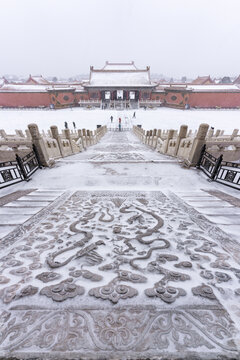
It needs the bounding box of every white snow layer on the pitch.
[0,108,239,133]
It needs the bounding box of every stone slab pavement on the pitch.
[0,131,240,359]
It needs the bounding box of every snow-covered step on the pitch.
[0,214,32,225]
[0,225,15,239]
[175,191,240,236]
[0,207,43,215]
[0,189,66,239]
[4,200,52,207]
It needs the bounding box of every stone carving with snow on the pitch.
[89,280,138,303]
[145,283,186,303]
[40,278,85,302]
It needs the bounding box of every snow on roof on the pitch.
[233,75,240,84]
[0,84,49,92]
[86,70,154,87]
[88,71,153,87]
[84,61,155,87]
[47,85,76,91]
[189,84,240,91]
[26,75,50,85]
[191,76,214,85]
[163,84,240,92]
[103,61,137,71]
[0,84,76,92]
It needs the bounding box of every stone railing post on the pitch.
[51,125,64,157]
[163,129,174,154]
[174,125,188,156]
[145,131,149,144]
[150,129,157,147]
[15,130,25,137]
[63,129,74,154]
[28,123,51,167]
[25,129,32,140]
[0,130,7,139]
[187,123,209,166]
[89,130,94,145]
[148,130,153,145]
[87,130,91,146]
[82,129,88,147]
[78,129,86,149]
[207,127,214,139]
[93,130,97,144]
[215,129,221,137]
[231,129,239,140]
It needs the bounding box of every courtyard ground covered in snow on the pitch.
[0,109,240,359]
[1,107,240,133]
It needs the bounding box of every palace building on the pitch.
[1,62,240,109]
[81,61,158,108]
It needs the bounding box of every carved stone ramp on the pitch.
[0,190,240,359]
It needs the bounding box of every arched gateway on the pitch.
[83,61,157,109]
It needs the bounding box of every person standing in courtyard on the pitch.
[73,121,76,129]
[118,117,121,131]
[133,112,136,118]
[64,121,68,129]
[110,115,113,123]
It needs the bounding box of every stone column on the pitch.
[215,129,221,137]
[163,129,174,154]
[187,123,209,166]
[174,125,188,156]
[51,125,64,157]
[28,123,51,167]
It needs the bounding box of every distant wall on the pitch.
[0,92,51,107]
[189,92,240,108]
[75,92,89,101]
[50,91,76,107]
[151,92,165,101]
[1,88,240,109]
[164,91,188,108]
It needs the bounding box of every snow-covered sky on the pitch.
[1,0,240,78]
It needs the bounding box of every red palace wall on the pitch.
[151,92,166,101]
[1,89,240,109]
[50,91,76,107]
[189,92,240,108]
[75,92,89,101]
[164,91,189,108]
[0,92,51,107]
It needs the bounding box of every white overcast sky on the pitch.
[0,0,240,78]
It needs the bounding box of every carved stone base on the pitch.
[0,305,238,359]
